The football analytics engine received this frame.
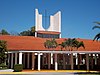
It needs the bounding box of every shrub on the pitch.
[14,64,23,72]
[0,63,7,69]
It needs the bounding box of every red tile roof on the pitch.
[0,35,100,51]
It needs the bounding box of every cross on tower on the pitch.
[43,10,49,31]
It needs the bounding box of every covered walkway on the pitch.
[7,51,100,71]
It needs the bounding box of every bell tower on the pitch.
[35,9,61,38]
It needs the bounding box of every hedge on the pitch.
[0,63,7,70]
[14,64,23,72]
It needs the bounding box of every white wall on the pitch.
[35,9,61,33]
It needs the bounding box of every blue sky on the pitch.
[0,0,100,39]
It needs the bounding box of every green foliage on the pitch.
[92,21,100,41]
[44,39,58,49]
[0,29,10,35]
[0,63,7,69]
[20,26,35,36]
[0,40,8,64]
[14,64,23,72]
[59,42,66,50]
[93,33,100,41]
[59,38,85,51]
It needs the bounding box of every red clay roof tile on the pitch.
[0,35,100,51]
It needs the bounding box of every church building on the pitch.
[0,9,100,71]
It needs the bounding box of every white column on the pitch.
[15,53,17,64]
[48,53,51,69]
[19,52,22,64]
[95,54,97,65]
[35,32,37,37]
[38,53,41,71]
[27,53,30,68]
[76,53,78,65]
[55,53,58,70]
[51,53,53,64]
[32,53,35,70]
[11,53,13,68]
[83,58,85,64]
[86,54,89,70]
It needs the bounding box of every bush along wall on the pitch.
[0,63,7,70]
[14,64,23,72]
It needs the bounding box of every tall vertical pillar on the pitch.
[11,53,13,68]
[35,32,37,37]
[51,53,53,64]
[91,54,93,69]
[7,53,10,68]
[19,52,22,64]
[23,53,25,68]
[76,53,78,65]
[71,53,74,70]
[27,53,30,68]
[79,54,82,64]
[32,53,35,70]
[63,54,66,69]
[15,53,17,64]
[42,53,45,68]
[48,53,51,69]
[86,54,89,70]
[38,53,41,71]
[95,54,97,65]
[55,53,58,70]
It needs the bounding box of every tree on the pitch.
[62,38,85,70]
[20,30,31,36]
[44,40,52,49]
[44,39,58,69]
[76,41,85,49]
[20,26,35,36]
[59,41,66,50]
[30,26,35,36]
[0,29,10,35]
[0,40,8,64]
[44,39,58,49]
[92,22,100,41]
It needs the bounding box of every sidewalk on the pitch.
[0,70,99,74]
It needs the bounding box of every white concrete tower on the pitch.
[35,9,61,38]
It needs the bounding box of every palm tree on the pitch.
[64,38,85,70]
[44,40,52,49]
[92,22,100,41]
[59,42,66,51]
[44,39,58,69]
[44,39,58,49]
[76,41,85,49]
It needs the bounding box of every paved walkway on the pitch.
[0,69,14,72]
[0,70,99,75]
